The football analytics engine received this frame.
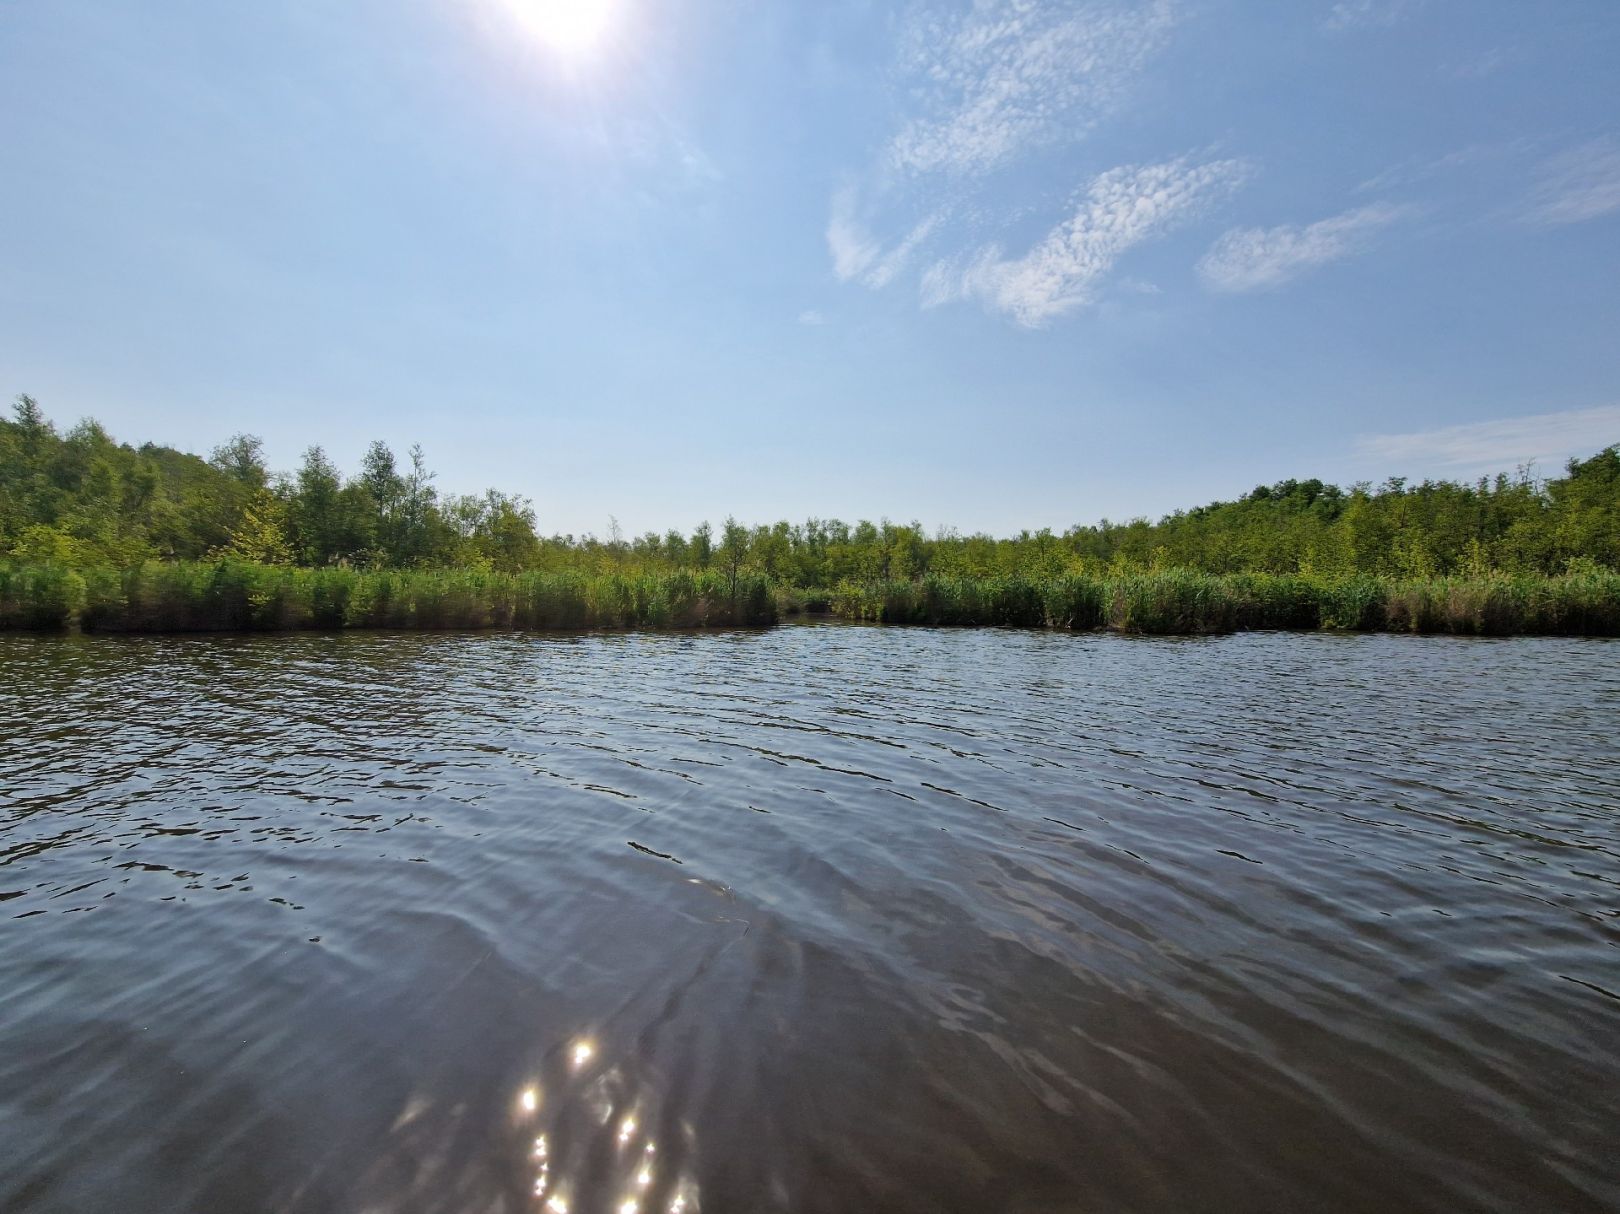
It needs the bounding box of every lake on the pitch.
[2,626,1617,1213]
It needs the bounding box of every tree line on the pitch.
[3,394,1617,583]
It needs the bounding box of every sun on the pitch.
[502,0,619,55]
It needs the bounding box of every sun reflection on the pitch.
[517,1036,696,1213]
[532,1132,551,1196]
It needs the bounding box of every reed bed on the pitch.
[1,561,776,632]
[3,561,1618,635]
[823,569,1620,636]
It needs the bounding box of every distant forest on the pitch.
[3,395,1617,582]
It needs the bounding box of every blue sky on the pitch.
[2,0,1617,537]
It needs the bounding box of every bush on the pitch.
[0,564,85,629]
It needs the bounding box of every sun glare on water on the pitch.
[502,0,619,55]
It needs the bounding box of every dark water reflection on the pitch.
[1,627,1617,1213]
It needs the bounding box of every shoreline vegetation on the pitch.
[3,561,1618,636]
[3,395,1618,636]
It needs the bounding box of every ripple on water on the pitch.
[1,627,1618,1213]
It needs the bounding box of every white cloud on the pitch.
[923,154,1247,326]
[826,189,942,289]
[1323,0,1416,33]
[827,187,879,282]
[890,0,1176,177]
[798,310,826,326]
[1197,202,1411,293]
[827,3,1251,320]
[1357,406,1620,473]
[1525,139,1620,226]
[863,214,942,288]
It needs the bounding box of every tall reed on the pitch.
[2,560,777,632]
[3,561,1616,636]
[818,569,1620,636]
[0,564,86,630]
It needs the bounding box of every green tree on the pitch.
[357,440,404,563]
[720,516,748,595]
[287,446,357,564]
[219,489,294,564]
[209,434,269,490]
[691,521,713,570]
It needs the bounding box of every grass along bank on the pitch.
[5,561,1620,635]
[813,568,1620,634]
[0,561,777,632]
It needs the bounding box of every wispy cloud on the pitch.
[865,214,943,289]
[1117,277,1163,295]
[889,0,1176,177]
[827,2,1240,324]
[673,138,724,187]
[1524,138,1620,226]
[797,310,826,326]
[1357,406,1620,473]
[1197,202,1412,293]
[922,154,1247,326]
[826,188,943,288]
[827,187,880,282]
[1356,140,1531,193]
[1440,47,1509,81]
[1323,0,1417,33]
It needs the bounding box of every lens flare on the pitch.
[501,0,618,54]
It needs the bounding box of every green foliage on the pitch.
[9,524,94,565]
[0,400,550,574]
[0,564,86,629]
[817,570,1620,636]
[209,434,269,490]
[217,489,293,564]
[2,396,243,566]
[3,559,1616,635]
[2,560,777,632]
[1317,576,1387,631]
[2,396,1617,638]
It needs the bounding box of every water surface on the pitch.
[2,627,1617,1213]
